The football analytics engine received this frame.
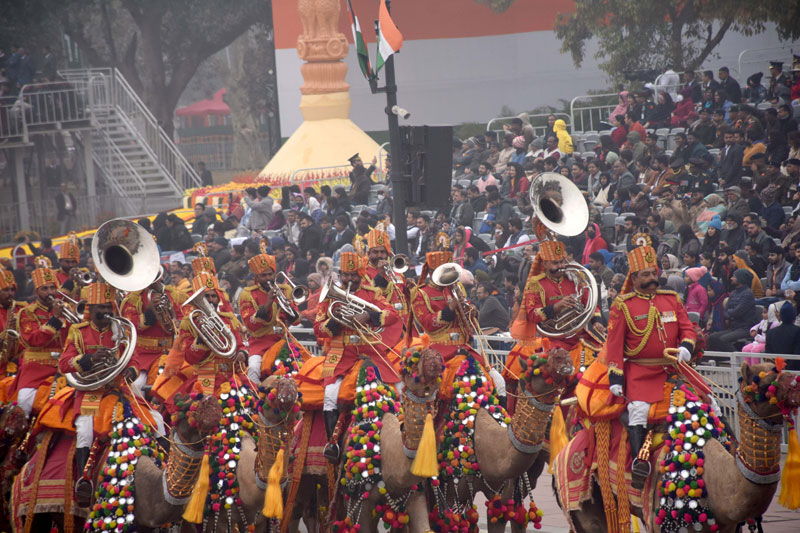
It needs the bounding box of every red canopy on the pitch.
[175,88,229,117]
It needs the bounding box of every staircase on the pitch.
[59,68,202,213]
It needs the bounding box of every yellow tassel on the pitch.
[262,449,285,518]
[548,406,568,475]
[632,515,641,532]
[182,454,210,523]
[779,427,800,510]
[410,413,438,478]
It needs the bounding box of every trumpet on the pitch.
[71,268,95,286]
[383,254,409,285]
[146,266,177,335]
[65,315,137,391]
[318,278,382,331]
[47,293,85,324]
[183,287,237,359]
[276,271,309,304]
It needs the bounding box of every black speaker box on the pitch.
[398,125,453,209]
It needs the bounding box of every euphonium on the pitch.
[527,172,600,339]
[318,278,382,331]
[183,288,237,359]
[64,315,137,391]
[430,262,477,332]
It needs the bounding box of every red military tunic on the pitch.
[605,289,696,403]
[152,310,245,412]
[314,285,402,385]
[238,283,300,357]
[524,272,599,352]
[365,265,410,326]
[120,287,185,376]
[58,321,118,418]
[410,280,473,361]
[12,301,69,392]
[0,301,24,377]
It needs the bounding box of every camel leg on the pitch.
[405,491,431,533]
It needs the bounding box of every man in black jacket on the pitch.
[55,182,77,234]
[298,213,323,257]
[718,129,745,188]
[707,269,758,351]
[765,301,800,356]
[718,67,741,103]
[348,153,376,206]
[325,214,355,257]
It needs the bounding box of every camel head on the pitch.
[259,375,300,423]
[740,361,800,422]
[519,346,574,397]
[0,404,28,445]
[172,392,224,441]
[401,345,444,400]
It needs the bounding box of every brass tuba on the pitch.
[318,278,382,331]
[528,172,600,339]
[183,287,238,359]
[64,315,137,391]
[92,218,161,293]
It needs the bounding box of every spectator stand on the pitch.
[738,45,798,83]
[485,113,571,140]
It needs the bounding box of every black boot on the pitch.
[74,447,93,507]
[628,425,651,489]
[497,395,507,411]
[322,409,340,463]
[157,436,171,455]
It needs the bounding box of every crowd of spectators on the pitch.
[5,57,800,355]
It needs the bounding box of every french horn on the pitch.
[528,172,600,339]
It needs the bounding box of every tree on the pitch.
[59,0,271,138]
[553,0,800,81]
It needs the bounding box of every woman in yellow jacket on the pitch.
[554,119,574,154]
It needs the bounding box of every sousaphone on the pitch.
[529,172,600,339]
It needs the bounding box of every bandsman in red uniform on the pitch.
[55,232,82,300]
[410,251,506,404]
[506,240,604,393]
[12,259,70,417]
[315,251,403,461]
[239,250,302,383]
[49,282,152,505]
[0,269,23,379]
[363,227,410,329]
[605,245,698,488]
[120,273,186,390]
[151,271,248,413]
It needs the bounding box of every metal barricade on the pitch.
[569,93,618,133]
[486,113,571,139]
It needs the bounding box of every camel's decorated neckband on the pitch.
[88,401,164,533]
[740,358,800,420]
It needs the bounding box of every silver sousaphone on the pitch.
[529,172,600,339]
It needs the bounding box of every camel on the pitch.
[11,393,222,532]
[557,361,800,533]
[286,346,444,533]
[0,404,29,530]
[432,347,575,532]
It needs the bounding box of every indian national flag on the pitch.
[348,0,372,80]
[375,0,403,74]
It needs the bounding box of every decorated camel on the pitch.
[0,404,29,530]
[10,393,222,532]
[172,375,301,532]
[429,347,574,532]
[554,361,800,533]
[286,344,444,533]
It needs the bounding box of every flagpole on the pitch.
[374,0,409,256]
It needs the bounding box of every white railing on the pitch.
[738,46,796,82]
[486,113,571,139]
[0,80,93,142]
[569,93,618,133]
[59,68,202,192]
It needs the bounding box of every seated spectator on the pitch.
[684,266,709,318]
[475,281,510,333]
[464,247,489,276]
[705,279,727,333]
[765,301,800,355]
[743,303,779,364]
[670,94,698,127]
[706,268,758,351]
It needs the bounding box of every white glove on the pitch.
[610,384,624,397]
[678,346,692,363]
[247,355,263,384]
